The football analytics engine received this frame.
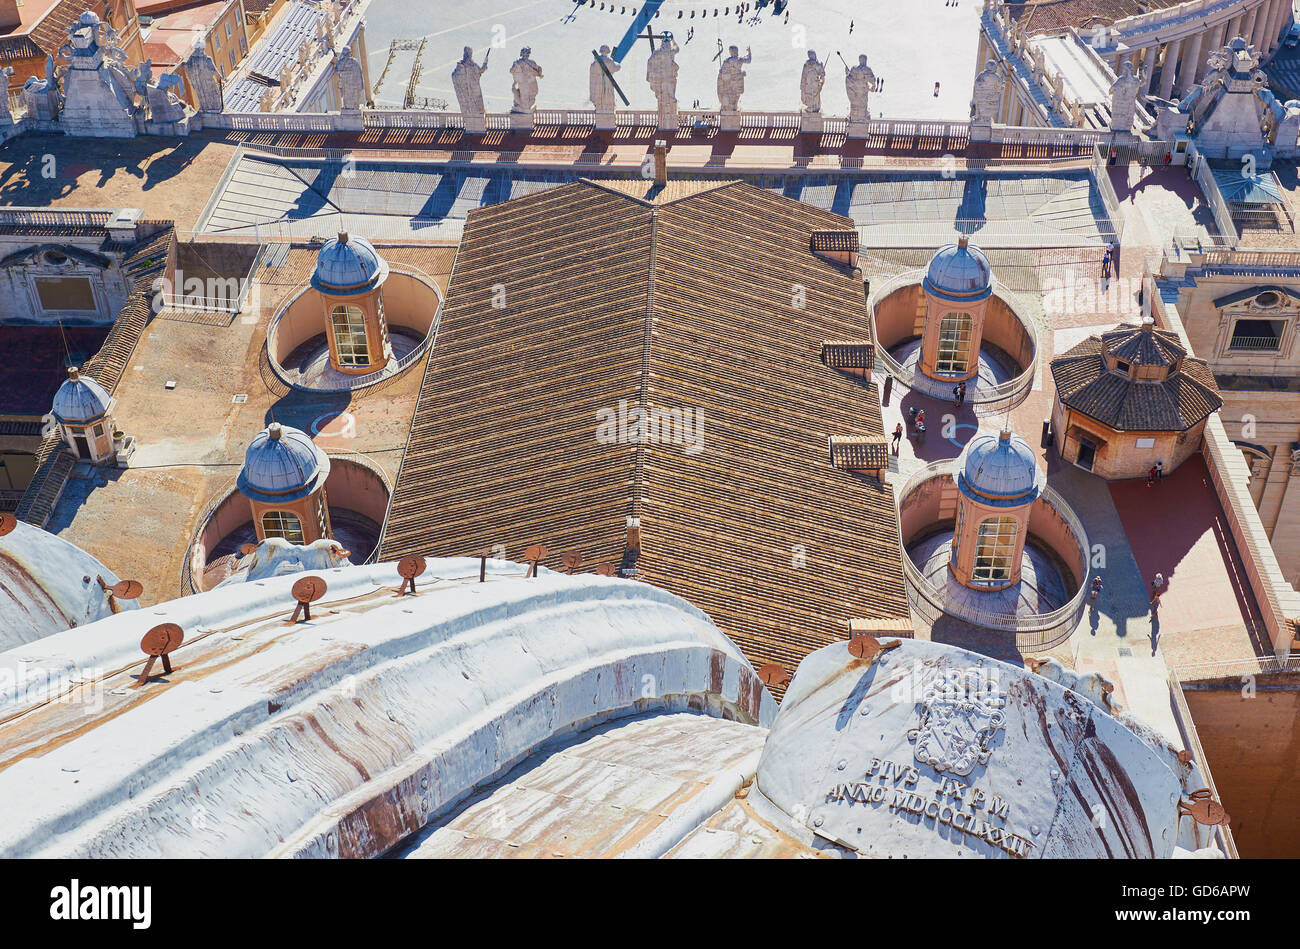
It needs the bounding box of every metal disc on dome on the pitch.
[758,663,787,686]
[562,551,583,572]
[524,544,548,562]
[292,576,327,604]
[848,634,882,660]
[110,579,144,599]
[0,512,16,537]
[594,563,616,576]
[141,622,184,657]
[398,555,426,580]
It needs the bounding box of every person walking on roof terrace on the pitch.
[953,381,966,408]
[892,422,903,454]
[1146,464,1157,487]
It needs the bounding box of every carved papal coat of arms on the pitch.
[907,668,1007,776]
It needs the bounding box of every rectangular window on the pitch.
[215,33,221,50]
[1135,437,1155,449]
[92,423,104,438]
[240,36,247,54]
[972,516,1018,585]
[225,21,232,37]
[34,276,96,311]
[935,311,974,375]
[1229,318,1285,352]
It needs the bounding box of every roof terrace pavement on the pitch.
[0,134,240,230]
[870,242,1270,741]
[42,244,456,606]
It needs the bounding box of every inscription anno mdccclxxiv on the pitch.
[824,756,1036,858]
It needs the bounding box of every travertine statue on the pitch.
[845,54,876,124]
[1108,58,1141,133]
[452,46,489,124]
[717,45,752,112]
[970,59,1002,124]
[133,57,153,108]
[184,37,223,113]
[800,50,826,113]
[646,36,679,130]
[589,44,619,113]
[1277,99,1300,157]
[146,73,187,123]
[335,44,365,110]
[0,66,14,125]
[23,55,60,122]
[510,47,543,113]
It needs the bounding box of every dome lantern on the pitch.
[949,427,1043,590]
[312,232,394,375]
[917,236,996,384]
[51,366,118,463]
[237,423,333,546]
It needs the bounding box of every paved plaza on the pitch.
[365,0,983,118]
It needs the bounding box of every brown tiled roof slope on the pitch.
[1006,0,1183,34]
[1051,323,1223,432]
[379,179,910,695]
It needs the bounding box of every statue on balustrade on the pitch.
[845,54,876,124]
[589,44,620,113]
[0,66,14,125]
[1108,58,1141,133]
[510,47,543,114]
[185,37,223,113]
[800,50,826,114]
[335,44,366,111]
[970,59,1002,125]
[23,55,60,122]
[717,45,752,112]
[646,35,679,128]
[452,46,489,117]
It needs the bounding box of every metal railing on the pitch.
[1226,335,1284,351]
[263,264,444,393]
[1188,144,1240,247]
[868,270,1039,416]
[898,461,1090,650]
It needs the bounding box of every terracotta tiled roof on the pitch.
[1051,325,1223,432]
[29,0,91,56]
[379,179,910,695]
[1103,322,1186,367]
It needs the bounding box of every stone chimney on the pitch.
[653,140,667,187]
[107,208,142,243]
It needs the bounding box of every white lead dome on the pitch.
[51,367,112,425]
[955,428,1043,503]
[924,235,993,302]
[310,232,389,295]
[237,422,330,503]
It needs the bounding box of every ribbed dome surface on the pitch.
[955,429,1042,502]
[923,237,993,302]
[311,233,389,294]
[237,423,330,503]
[51,369,112,424]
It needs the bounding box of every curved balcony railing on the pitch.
[263,264,445,394]
[868,269,1039,416]
[897,461,1090,652]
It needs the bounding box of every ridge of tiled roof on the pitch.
[1102,321,1186,366]
[579,177,742,208]
[1051,330,1223,431]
